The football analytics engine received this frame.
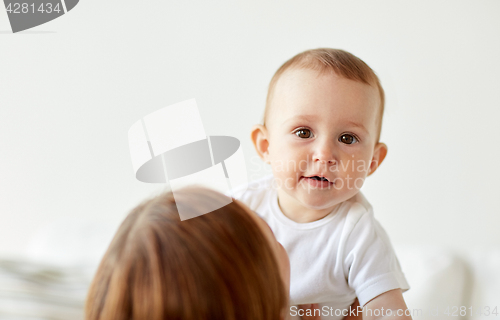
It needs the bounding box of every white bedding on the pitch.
[0,259,90,320]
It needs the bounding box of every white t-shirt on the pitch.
[232,175,410,320]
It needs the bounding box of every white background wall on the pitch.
[1,0,499,258]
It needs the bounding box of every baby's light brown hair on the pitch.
[263,48,385,141]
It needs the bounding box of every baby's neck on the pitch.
[276,192,339,223]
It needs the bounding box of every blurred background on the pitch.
[2,0,499,257]
[0,1,499,318]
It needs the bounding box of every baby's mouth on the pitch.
[303,175,330,182]
[300,175,335,188]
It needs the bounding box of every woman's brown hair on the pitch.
[85,187,287,320]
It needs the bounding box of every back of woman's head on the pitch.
[85,187,287,320]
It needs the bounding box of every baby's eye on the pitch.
[295,129,312,139]
[339,134,358,144]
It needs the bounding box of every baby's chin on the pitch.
[296,189,359,210]
[293,193,342,211]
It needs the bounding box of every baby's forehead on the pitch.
[274,68,376,94]
[270,71,379,118]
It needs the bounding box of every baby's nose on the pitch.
[318,158,334,163]
[312,141,337,164]
[312,152,336,164]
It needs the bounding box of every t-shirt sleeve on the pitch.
[343,204,410,307]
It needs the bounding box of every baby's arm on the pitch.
[343,299,362,320]
[297,303,321,320]
[343,206,411,319]
[363,289,412,320]
[295,299,363,320]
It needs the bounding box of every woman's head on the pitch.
[86,187,289,320]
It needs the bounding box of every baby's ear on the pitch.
[368,142,388,176]
[250,124,270,163]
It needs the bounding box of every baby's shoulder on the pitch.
[341,192,376,227]
[230,174,275,209]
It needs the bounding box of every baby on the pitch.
[233,48,411,320]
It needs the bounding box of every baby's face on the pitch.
[265,68,383,221]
